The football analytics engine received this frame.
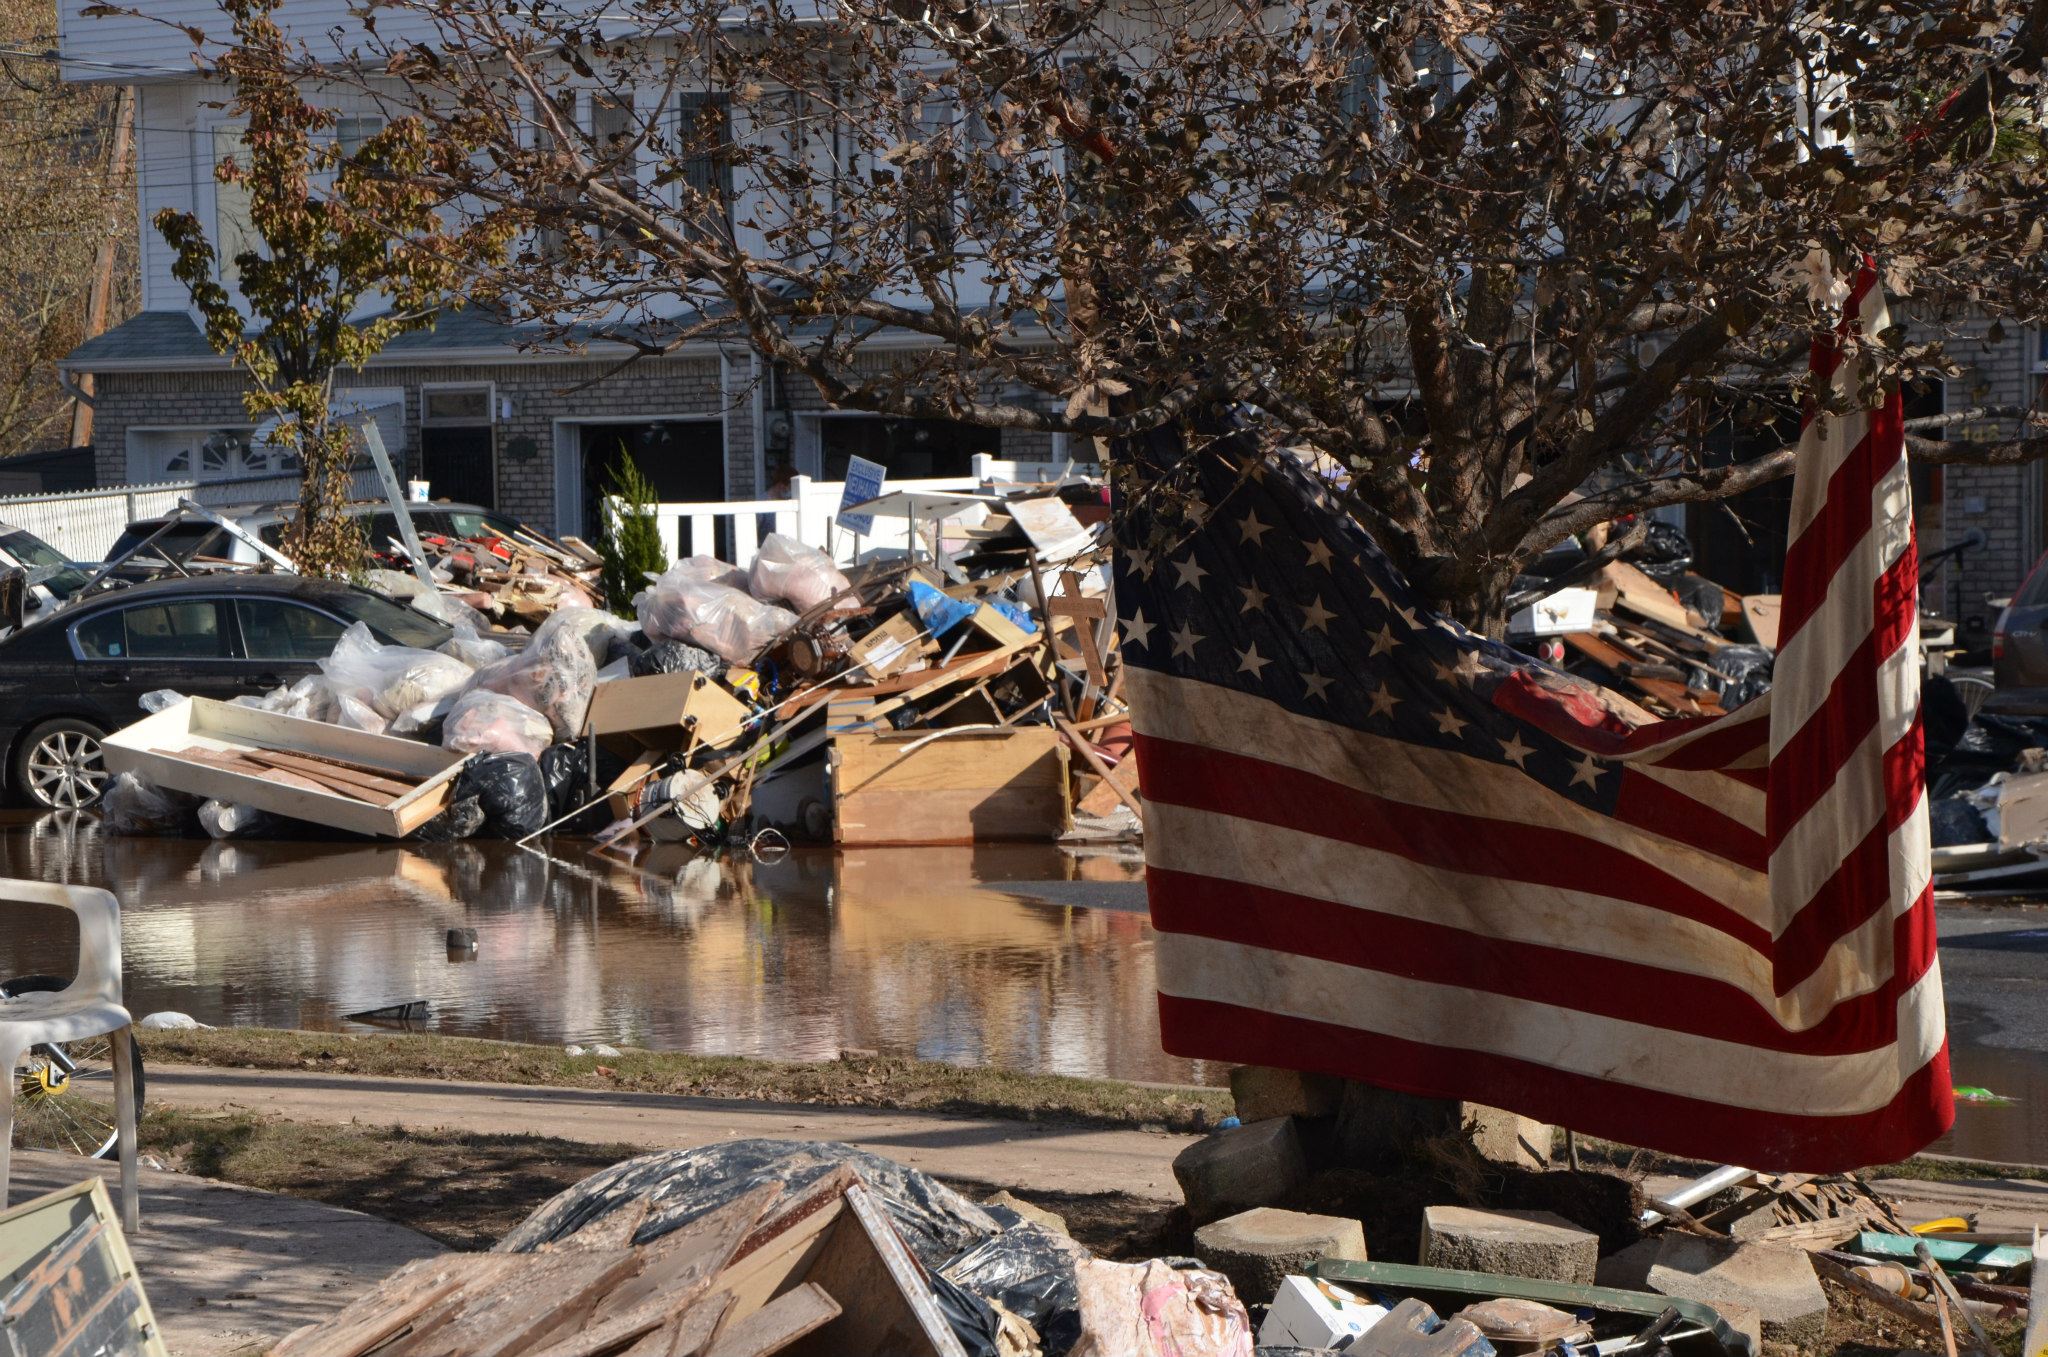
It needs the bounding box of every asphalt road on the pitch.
[1936,899,2048,1053]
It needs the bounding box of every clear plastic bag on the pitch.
[319,622,474,719]
[439,620,510,669]
[635,578,795,665]
[749,534,851,612]
[658,555,750,591]
[139,689,187,715]
[99,772,191,836]
[538,606,638,671]
[412,589,492,633]
[471,614,600,741]
[198,799,273,840]
[442,689,554,757]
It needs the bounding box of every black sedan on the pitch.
[0,575,451,809]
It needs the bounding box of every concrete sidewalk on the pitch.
[149,1064,1201,1200]
[11,1149,442,1357]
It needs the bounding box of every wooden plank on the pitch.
[703,1283,840,1357]
[1055,716,1143,818]
[830,728,1070,846]
[377,1250,641,1357]
[2023,1231,2047,1357]
[238,748,416,798]
[1559,633,1708,716]
[232,753,403,805]
[272,1257,518,1357]
[778,1184,968,1357]
[1600,562,1696,632]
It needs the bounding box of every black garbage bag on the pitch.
[1709,644,1774,711]
[455,752,548,839]
[942,1224,1090,1357]
[410,796,486,842]
[1930,797,1991,848]
[607,628,651,668]
[1626,520,1693,582]
[630,640,723,678]
[1670,575,1725,631]
[1923,674,1972,764]
[538,742,630,834]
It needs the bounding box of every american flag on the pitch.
[1116,267,1950,1170]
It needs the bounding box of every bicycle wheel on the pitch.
[2,974,144,1160]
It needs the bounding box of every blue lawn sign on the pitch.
[837,456,888,535]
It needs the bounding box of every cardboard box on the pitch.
[583,671,751,749]
[1259,1275,1388,1350]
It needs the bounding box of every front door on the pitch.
[420,427,496,510]
[578,420,725,544]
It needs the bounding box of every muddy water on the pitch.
[1,813,2040,1164]
[0,814,1221,1087]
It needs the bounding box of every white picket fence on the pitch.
[645,455,1096,571]
[0,470,382,560]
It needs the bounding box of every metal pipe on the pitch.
[1638,1164,1756,1226]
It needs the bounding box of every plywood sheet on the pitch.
[829,728,1070,846]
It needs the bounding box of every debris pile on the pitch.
[96,479,1139,850]
[273,1139,1255,1357]
[365,518,605,632]
[1160,1071,2035,1357]
[1508,527,1778,719]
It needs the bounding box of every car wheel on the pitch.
[14,719,109,810]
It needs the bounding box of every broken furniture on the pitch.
[0,881,139,1232]
[103,697,470,839]
[0,1177,163,1357]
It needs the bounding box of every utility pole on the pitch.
[69,84,135,450]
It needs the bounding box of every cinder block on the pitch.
[1419,1206,1598,1284]
[1171,1116,1309,1225]
[1596,1236,1827,1345]
[1193,1206,1367,1303]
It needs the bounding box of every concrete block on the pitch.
[1596,1236,1826,1344]
[1230,1065,1345,1123]
[1193,1207,1367,1303]
[1171,1116,1309,1225]
[982,1190,1068,1236]
[1419,1206,1598,1284]
[1461,1105,1552,1170]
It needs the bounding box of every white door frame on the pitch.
[551,412,728,538]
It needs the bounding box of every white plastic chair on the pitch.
[0,880,138,1231]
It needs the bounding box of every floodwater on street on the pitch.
[0,813,1219,1087]
[0,813,2039,1165]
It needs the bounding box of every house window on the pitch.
[336,116,383,161]
[675,91,732,239]
[128,428,284,485]
[422,387,493,425]
[211,126,262,281]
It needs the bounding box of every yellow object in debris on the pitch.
[726,667,762,700]
[1912,1217,1971,1235]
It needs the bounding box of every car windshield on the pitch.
[0,528,92,598]
[108,522,227,563]
[326,590,452,648]
[446,510,529,542]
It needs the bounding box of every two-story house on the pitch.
[50,0,1066,547]
[50,2,2046,640]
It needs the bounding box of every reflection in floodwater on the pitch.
[0,814,1221,1087]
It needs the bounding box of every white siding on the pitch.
[136,83,202,313]
[59,1,375,82]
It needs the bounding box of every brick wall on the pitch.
[1926,321,2044,635]
[87,354,743,534]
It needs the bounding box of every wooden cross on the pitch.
[1047,570,1110,687]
